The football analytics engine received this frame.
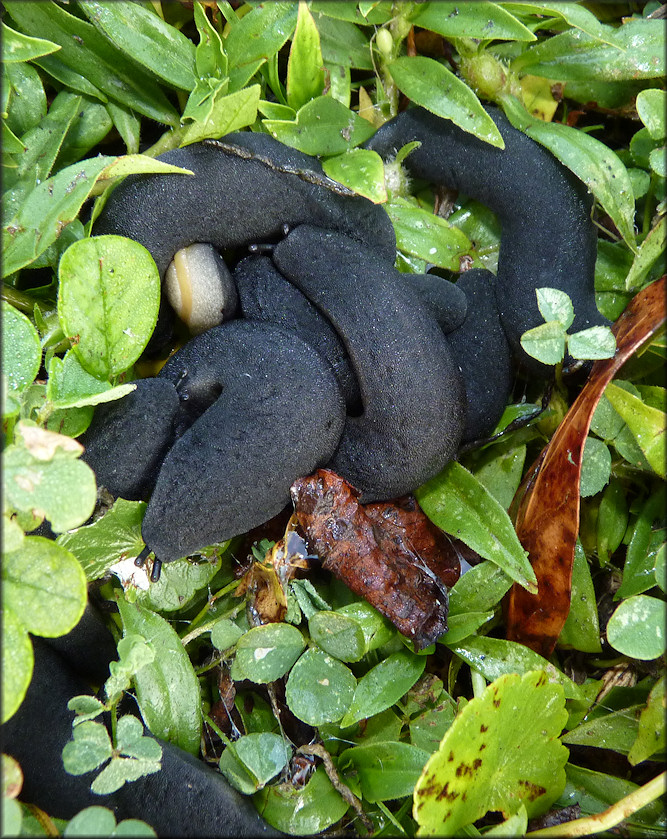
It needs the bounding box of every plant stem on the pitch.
[1,284,36,315]
[526,771,666,836]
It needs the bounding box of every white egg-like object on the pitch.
[165,243,237,334]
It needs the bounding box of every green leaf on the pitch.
[628,676,666,765]
[78,1,196,91]
[637,89,666,141]
[340,741,430,803]
[336,602,395,652]
[58,235,160,380]
[62,720,113,775]
[520,320,567,365]
[535,287,575,329]
[224,2,298,68]
[220,732,290,794]
[558,541,602,653]
[57,498,146,582]
[91,754,161,795]
[308,610,366,662]
[485,806,529,836]
[181,84,260,146]
[264,95,375,156]
[210,618,243,651]
[3,60,46,137]
[1,607,33,724]
[501,94,637,250]
[63,806,157,837]
[625,216,667,292]
[4,91,82,209]
[568,326,617,360]
[387,56,504,148]
[68,695,106,724]
[414,671,568,835]
[597,480,629,567]
[104,635,156,704]
[416,461,536,593]
[321,149,387,204]
[3,424,96,532]
[310,12,373,70]
[193,1,227,80]
[138,554,223,613]
[54,94,114,171]
[449,636,583,699]
[603,382,666,478]
[579,436,612,497]
[47,351,135,410]
[510,17,664,81]
[341,651,425,727]
[386,202,476,270]
[2,154,191,277]
[563,763,666,823]
[438,611,494,646]
[5,0,178,125]
[2,536,87,638]
[606,595,666,661]
[117,597,202,755]
[2,302,41,394]
[286,1,325,111]
[106,101,140,156]
[2,23,60,63]
[254,765,348,835]
[562,705,642,754]
[230,623,306,684]
[473,443,527,511]
[409,2,536,41]
[618,486,665,599]
[285,648,356,725]
[448,561,513,615]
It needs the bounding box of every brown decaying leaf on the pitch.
[505,276,666,657]
[291,469,460,649]
[236,515,309,625]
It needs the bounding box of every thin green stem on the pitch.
[2,284,37,315]
[527,772,666,837]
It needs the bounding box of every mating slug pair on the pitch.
[85,105,606,577]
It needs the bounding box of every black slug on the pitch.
[94,134,397,277]
[234,254,361,412]
[365,105,608,369]
[1,639,282,836]
[444,268,514,442]
[81,378,180,500]
[272,224,466,501]
[141,319,345,564]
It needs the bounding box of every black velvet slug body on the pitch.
[366,105,608,370]
[87,106,604,569]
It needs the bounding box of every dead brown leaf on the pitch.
[291,469,460,649]
[505,276,666,657]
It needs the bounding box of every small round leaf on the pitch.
[2,302,41,394]
[58,235,160,379]
[308,610,365,662]
[606,595,666,660]
[286,648,356,725]
[230,623,305,684]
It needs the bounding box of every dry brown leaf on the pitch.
[505,276,666,656]
[291,469,460,649]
